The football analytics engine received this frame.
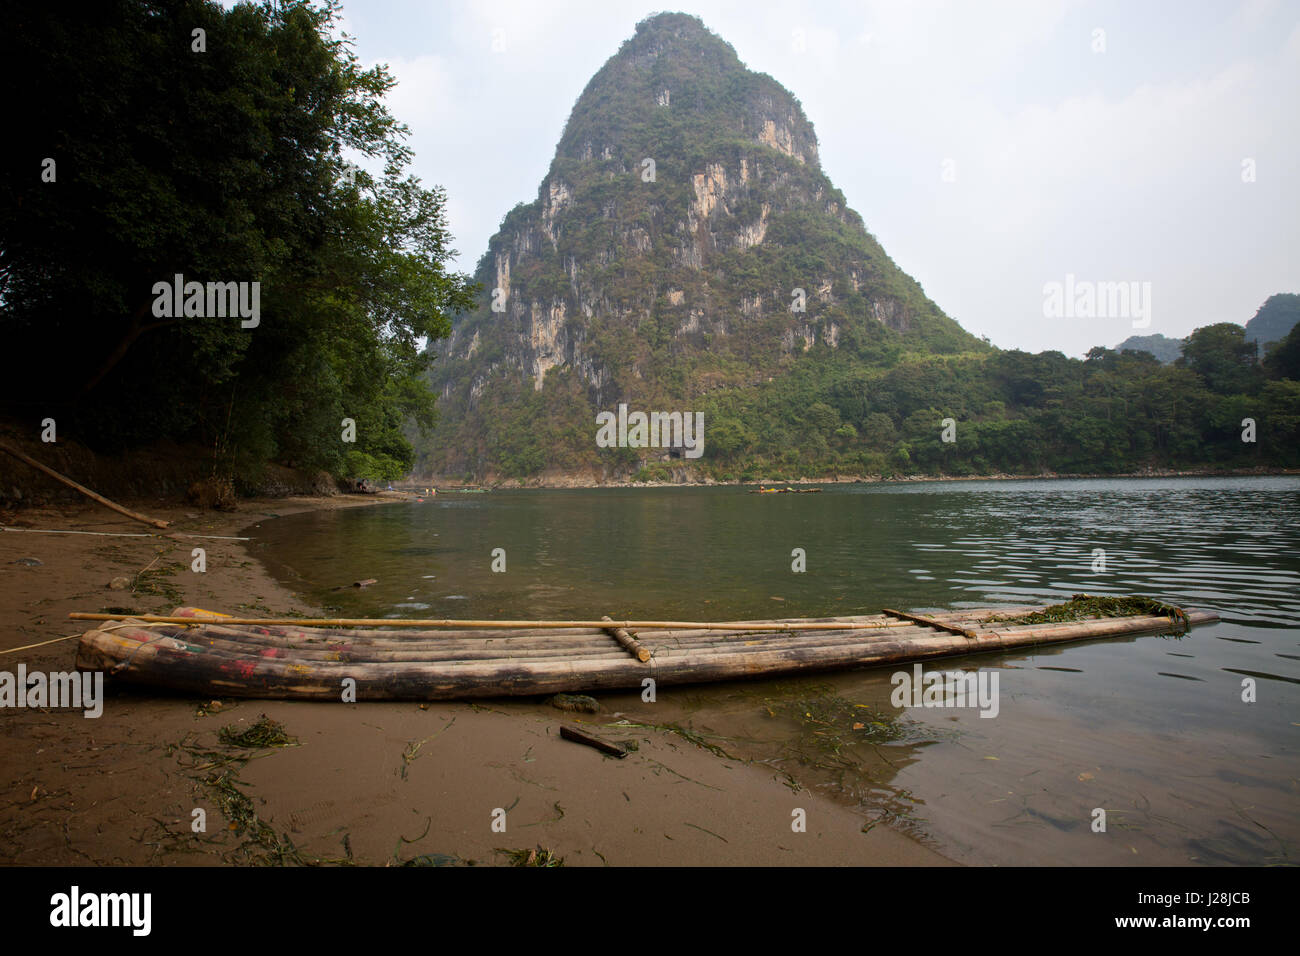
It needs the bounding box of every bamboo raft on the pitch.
[70,601,1218,702]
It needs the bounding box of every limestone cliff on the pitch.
[424,12,983,480]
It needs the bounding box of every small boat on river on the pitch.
[70,596,1216,702]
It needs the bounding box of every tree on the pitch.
[1,0,476,477]
[860,412,896,450]
[1264,320,1300,382]
[804,402,840,437]
[1259,380,1300,464]
[706,416,753,457]
[1178,323,1262,396]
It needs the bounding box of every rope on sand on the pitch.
[0,621,175,657]
[0,633,84,655]
[2,526,152,538]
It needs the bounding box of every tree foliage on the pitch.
[425,307,1300,480]
[1,0,476,480]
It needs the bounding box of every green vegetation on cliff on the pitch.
[432,313,1300,482]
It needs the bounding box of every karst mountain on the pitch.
[423,12,987,481]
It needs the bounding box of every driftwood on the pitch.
[0,441,169,529]
[331,578,378,591]
[559,725,627,758]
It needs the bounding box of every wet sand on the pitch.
[0,494,949,866]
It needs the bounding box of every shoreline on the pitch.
[0,492,950,866]
[428,467,1299,490]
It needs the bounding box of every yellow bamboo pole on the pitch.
[68,612,918,632]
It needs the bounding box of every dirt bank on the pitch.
[0,493,949,866]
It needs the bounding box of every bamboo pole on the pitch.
[601,615,651,662]
[139,608,1023,648]
[69,612,941,632]
[0,441,169,529]
[882,608,979,639]
[166,620,612,648]
[135,620,940,661]
[162,625,638,662]
[630,608,1040,641]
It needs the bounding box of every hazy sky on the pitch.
[326,0,1298,356]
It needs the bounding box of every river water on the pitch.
[252,477,1299,865]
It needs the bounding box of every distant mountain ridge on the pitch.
[1245,293,1300,348]
[1114,332,1185,364]
[1112,293,1300,365]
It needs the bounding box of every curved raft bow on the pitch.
[70,597,1215,701]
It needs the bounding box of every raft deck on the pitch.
[72,602,1218,702]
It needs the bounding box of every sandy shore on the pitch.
[0,492,949,866]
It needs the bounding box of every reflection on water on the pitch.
[254,477,1300,865]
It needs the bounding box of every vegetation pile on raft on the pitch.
[990,594,1191,632]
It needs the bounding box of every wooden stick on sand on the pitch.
[0,441,169,529]
[560,725,628,758]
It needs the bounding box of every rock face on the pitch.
[424,12,982,480]
[1244,293,1300,348]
